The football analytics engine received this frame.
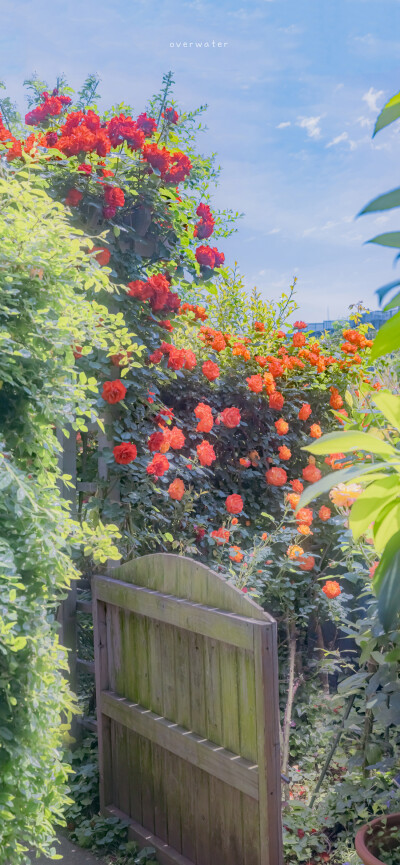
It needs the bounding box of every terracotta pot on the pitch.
[355,812,400,865]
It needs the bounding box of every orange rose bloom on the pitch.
[310,424,322,439]
[246,374,264,393]
[113,442,137,464]
[184,350,197,371]
[296,508,313,526]
[240,457,251,467]
[263,372,276,394]
[269,392,285,411]
[211,333,227,352]
[298,403,312,421]
[196,440,216,466]
[221,407,241,428]
[169,426,186,450]
[297,524,312,536]
[287,545,304,560]
[255,355,268,368]
[325,453,345,468]
[266,467,287,487]
[299,556,315,571]
[278,446,291,460]
[287,493,300,510]
[275,418,289,436]
[226,494,244,514]
[168,478,185,500]
[293,332,306,347]
[369,561,379,579]
[318,506,331,521]
[303,465,322,483]
[194,402,213,433]
[202,360,220,381]
[329,387,343,410]
[93,246,111,266]
[262,532,268,541]
[249,450,260,466]
[231,517,239,525]
[291,479,303,493]
[254,321,265,332]
[322,580,341,598]
[102,379,127,404]
[211,527,230,544]
[146,454,169,477]
[229,545,244,562]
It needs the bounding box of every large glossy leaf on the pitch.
[368,232,400,249]
[372,391,400,431]
[297,462,392,509]
[370,310,400,360]
[373,531,400,630]
[384,291,400,311]
[349,476,400,540]
[359,187,400,215]
[303,430,397,459]
[376,279,400,306]
[373,501,400,552]
[374,91,400,136]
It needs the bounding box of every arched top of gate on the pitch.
[110,553,274,623]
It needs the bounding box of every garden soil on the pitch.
[29,835,104,864]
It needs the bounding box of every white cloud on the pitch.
[362,87,384,113]
[277,121,291,128]
[326,132,349,148]
[356,115,373,128]
[296,115,322,139]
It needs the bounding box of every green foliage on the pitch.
[0,167,129,862]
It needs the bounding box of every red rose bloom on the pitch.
[104,185,125,208]
[278,446,291,460]
[298,403,312,421]
[299,556,315,572]
[220,407,241,428]
[184,350,197,370]
[92,246,111,266]
[246,374,263,393]
[330,387,343,410]
[197,440,216,466]
[169,427,185,450]
[147,454,169,477]
[294,320,306,329]
[168,478,185,500]
[202,360,220,381]
[148,431,165,452]
[269,392,285,411]
[163,107,179,124]
[113,442,137,464]
[296,508,313,526]
[136,112,157,136]
[310,424,322,438]
[168,347,186,370]
[78,163,92,174]
[102,380,127,404]
[102,205,117,219]
[266,467,287,486]
[291,479,304,493]
[211,527,230,544]
[149,349,163,364]
[303,465,322,483]
[225,494,244,514]
[65,188,82,207]
[318,506,331,521]
[196,245,215,268]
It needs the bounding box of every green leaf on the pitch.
[370,310,400,360]
[367,232,400,249]
[373,501,400,552]
[303,430,397,459]
[374,91,400,136]
[337,671,369,694]
[297,462,390,509]
[372,390,400,431]
[376,279,400,306]
[349,476,400,540]
[164,532,173,542]
[359,187,400,215]
[372,530,400,629]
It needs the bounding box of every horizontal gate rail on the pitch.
[101,690,259,800]
[94,575,260,650]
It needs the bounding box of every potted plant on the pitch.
[355,813,400,865]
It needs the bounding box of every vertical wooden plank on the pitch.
[203,638,223,745]
[133,613,150,708]
[237,648,258,762]
[139,734,155,835]
[254,623,283,865]
[164,749,182,852]
[193,768,210,865]
[208,776,226,863]
[124,612,143,824]
[174,628,191,729]
[152,741,168,843]
[219,642,240,753]
[117,611,130,816]
[160,622,176,722]
[179,760,197,862]
[93,596,112,811]
[242,794,261,865]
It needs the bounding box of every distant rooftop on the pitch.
[306,308,398,336]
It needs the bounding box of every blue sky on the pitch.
[2,0,400,321]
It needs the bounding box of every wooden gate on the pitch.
[93,554,283,865]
